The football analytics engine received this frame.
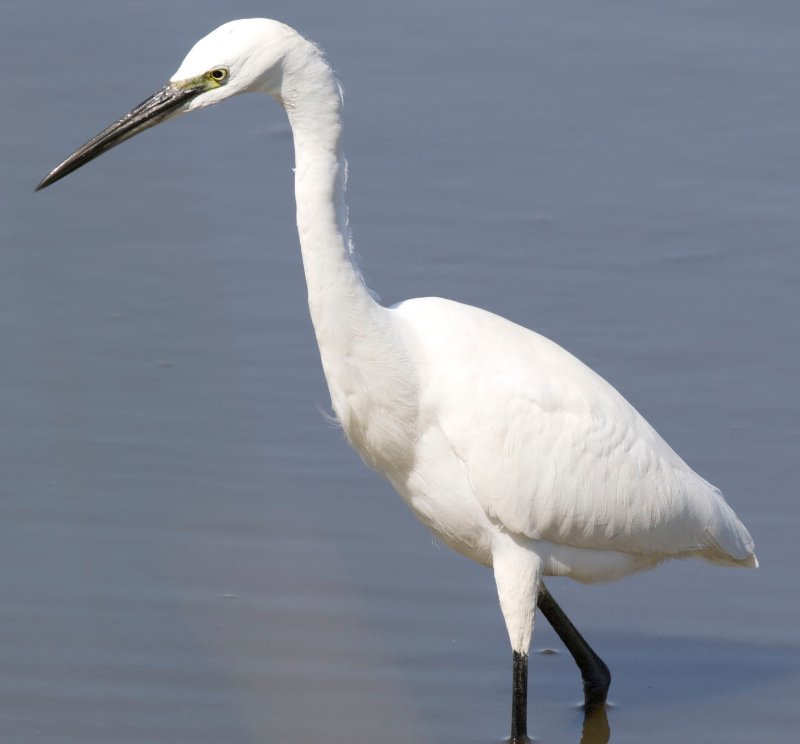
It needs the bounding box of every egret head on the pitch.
[35,19,295,191]
[171,19,294,107]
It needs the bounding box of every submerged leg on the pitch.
[580,705,611,744]
[511,650,529,743]
[536,584,610,707]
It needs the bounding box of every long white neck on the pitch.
[278,39,415,454]
[282,48,374,324]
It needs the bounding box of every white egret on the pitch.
[36,19,757,743]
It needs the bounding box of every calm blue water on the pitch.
[2,1,798,742]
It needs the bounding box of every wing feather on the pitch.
[393,297,755,563]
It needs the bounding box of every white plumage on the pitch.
[36,19,757,742]
[391,297,755,568]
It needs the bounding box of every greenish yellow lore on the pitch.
[174,67,229,91]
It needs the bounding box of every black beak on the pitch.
[35,82,203,192]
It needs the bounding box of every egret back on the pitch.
[391,297,757,569]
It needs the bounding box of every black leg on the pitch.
[536,584,610,708]
[511,650,530,743]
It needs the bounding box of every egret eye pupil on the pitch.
[210,69,227,81]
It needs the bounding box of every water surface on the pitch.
[2,1,798,742]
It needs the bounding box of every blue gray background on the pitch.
[2,1,798,742]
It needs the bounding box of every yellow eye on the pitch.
[208,68,229,83]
